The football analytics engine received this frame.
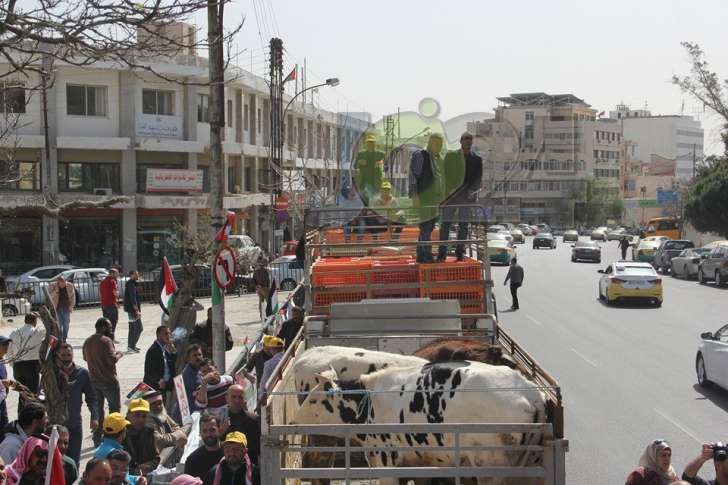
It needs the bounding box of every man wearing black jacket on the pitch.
[143,326,176,396]
[123,271,143,352]
[408,133,444,263]
[225,384,260,464]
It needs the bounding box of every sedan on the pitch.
[487,239,515,265]
[598,262,662,307]
[696,324,728,389]
[487,225,506,234]
[607,228,627,241]
[31,268,109,306]
[632,236,670,263]
[590,229,608,241]
[563,230,579,243]
[269,255,304,290]
[510,229,525,244]
[517,224,533,236]
[671,248,711,279]
[498,230,514,243]
[533,232,556,249]
[4,265,76,293]
[571,241,601,263]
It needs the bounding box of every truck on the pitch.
[258,209,568,485]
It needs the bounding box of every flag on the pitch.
[214,210,235,242]
[126,381,154,400]
[283,65,297,84]
[45,426,66,485]
[211,274,223,306]
[265,280,279,317]
[44,335,58,360]
[159,257,178,315]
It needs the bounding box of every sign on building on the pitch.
[136,113,183,138]
[146,168,204,192]
[656,189,678,206]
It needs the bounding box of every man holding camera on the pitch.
[682,442,728,484]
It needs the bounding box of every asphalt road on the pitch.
[490,236,728,485]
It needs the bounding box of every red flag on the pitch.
[214,210,235,242]
[44,335,58,361]
[159,256,178,315]
[283,66,297,84]
[45,426,66,485]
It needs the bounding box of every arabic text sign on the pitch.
[146,168,204,192]
[136,113,183,138]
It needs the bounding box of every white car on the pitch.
[269,255,304,291]
[1,297,31,317]
[497,230,514,243]
[697,324,728,390]
[30,268,109,306]
[597,261,662,307]
[5,265,76,293]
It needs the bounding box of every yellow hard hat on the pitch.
[128,398,150,414]
[262,334,284,348]
[224,431,248,447]
[381,181,392,190]
[103,413,130,434]
[365,133,376,143]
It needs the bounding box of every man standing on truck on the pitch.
[409,133,444,263]
[504,258,524,310]
[355,133,385,205]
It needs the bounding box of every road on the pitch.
[490,236,728,485]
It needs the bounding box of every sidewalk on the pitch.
[0,292,266,467]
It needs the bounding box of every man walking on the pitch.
[7,312,45,397]
[503,258,525,310]
[409,133,444,263]
[143,326,176,397]
[438,132,483,261]
[619,235,631,260]
[100,269,120,341]
[49,275,76,343]
[59,342,99,465]
[252,258,270,322]
[84,317,124,446]
[124,270,143,352]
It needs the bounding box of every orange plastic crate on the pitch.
[371,287,419,299]
[313,290,367,307]
[461,303,485,314]
[419,258,483,282]
[312,259,372,286]
[421,283,485,301]
[370,262,419,285]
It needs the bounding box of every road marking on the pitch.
[571,348,598,367]
[654,408,703,444]
[525,314,543,326]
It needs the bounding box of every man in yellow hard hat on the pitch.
[204,431,259,485]
[94,412,130,459]
[257,335,285,407]
[354,133,385,205]
[123,398,159,475]
[368,180,406,240]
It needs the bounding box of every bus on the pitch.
[646,216,681,240]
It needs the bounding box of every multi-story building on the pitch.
[609,104,704,182]
[0,24,368,274]
[469,92,623,225]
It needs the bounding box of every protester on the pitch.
[354,132,386,205]
[124,271,143,352]
[142,390,187,455]
[189,308,234,359]
[94,413,129,459]
[225,385,260,464]
[258,336,285,406]
[80,458,113,485]
[408,133,444,263]
[56,425,79,485]
[5,435,48,485]
[58,341,99,464]
[368,181,406,240]
[107,449,147,485]
[100,269,121,341]
[625,439,679,484]
[0,403,47,464]
[48,275,76,343]
[203,431,259,485]
[682,442,728,484]
[181,345,205,413]
[339,186,365,243]
[252,258,271,321]
[276,305,304,351]
[7,312,45,398]
[242,339,273,393]
[0,335,13,438]
[84,318,124,446]
[142,326,176,397]
[194,361,234,416]
[122,399,159,476]
[183,413,224,480]
[503,258,525,311]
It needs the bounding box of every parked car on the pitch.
[4,265,76,293]
[52,268,109,306]
[597,262,662,307]
[1,297,31,317]
[563,230,579,243]
[632,236,670,263]
[517,224,533,236]
[571,241,601,263]
[487,239,515,265]
[269,255,304,291]
[670,248,712,280]
[486,225,506,234]
[510,229,525,244]
[607,228,627,241]
[498,230,514,243]
[590,228,608,241]
[533,232,556,249]
[698,241,728,286]
[653,240,695,272]
[696,324,728,389]
[227,234,263,271]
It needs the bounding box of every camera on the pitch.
[712,442,728,462]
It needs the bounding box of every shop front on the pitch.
[137,212,184,272]
[59,213,121,269]
[0,216,42,275]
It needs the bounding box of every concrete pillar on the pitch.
[119,71,138,269]
[121,208,137,271]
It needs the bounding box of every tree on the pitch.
[573,178,623,226]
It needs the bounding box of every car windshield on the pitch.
[664,241,693,250]
[618,266,657,276]
[575,241,598,248]
[695,248,712,255]
[489,240,508,248]
[537,232,552,236]
[566,230,577,234]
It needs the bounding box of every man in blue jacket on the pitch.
[123,270,143,352]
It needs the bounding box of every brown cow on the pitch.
[414,337,518,369]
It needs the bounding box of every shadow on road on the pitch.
[596,298,661,310]
[693,383,728,413]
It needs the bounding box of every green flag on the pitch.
[211,274,222,306]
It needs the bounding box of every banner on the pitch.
[173,375,191,424]
[146,168,204,192]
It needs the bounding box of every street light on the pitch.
[283,77,340,117]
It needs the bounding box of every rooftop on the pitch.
[497,92,590,108]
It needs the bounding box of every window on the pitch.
[0,161,40,190]
[197,94,209,122]
[257,108,262,133]
[58,163,120,192]
[142,89,175,115]
[525,111,534,121]
[525,126,534,140]
[244,105,249,130]
[66,85,107,116]
[0,83,25,114]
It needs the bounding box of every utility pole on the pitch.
[269,38,284,257]
[207,0,226,370]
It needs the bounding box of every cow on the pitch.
[294,361,547,485]
[414,337,517,369]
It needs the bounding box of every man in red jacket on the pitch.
[99,269,120,341]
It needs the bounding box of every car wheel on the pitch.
[654,299,662,308]
[280,279,297,291]
[698,268,706,284]
[697,353,712,388]
[717,271,725,287]
[571,256,576,262]
[596,258,601,264]
[1,304,18,317]
[74,290,81,308]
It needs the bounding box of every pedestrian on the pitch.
[252,257,271,322]
[4,435,49,485]
[7,312,45,399]
[142,326,176,397]
[56,425,79,485]
[339,186,365,243]
[620,235,631,261]
[203,431,259,485]
[0,335,13,439]
[184,413,223,480]
[503,258,525,311]
[408,133,444,263]
[124,270,143,353]
[242,340,273,393]
[0,403,47,464]
[122,399,159,476]
[258,336,285,406]
[276,305,305,350]
[84,317,124,447]
[282,225,291,243]
[369,181,406,240]
[48,275,76,343]
[625,439,679,484]
[100,269,121,342]
[80,458,113,485]
[58,342,99,465]
[682,442,728,484]
[94,413,129,459]
[181,344,205,413]
[225,384,260,465]
[438,132,483,262]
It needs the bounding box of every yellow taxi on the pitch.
[597,261,662,307]
[487,238,516,265]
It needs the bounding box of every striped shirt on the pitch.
[195,375,233,412]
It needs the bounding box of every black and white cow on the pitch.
[294,360,547,485]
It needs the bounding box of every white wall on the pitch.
[0,68,41,135]
[56,67,120,137]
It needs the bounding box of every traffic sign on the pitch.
[213,247,237,289]
[656,189,678,206]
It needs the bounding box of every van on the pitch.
[646,217,680,240]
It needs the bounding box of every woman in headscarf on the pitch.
[5,437,48,485]
[625,439,679,485]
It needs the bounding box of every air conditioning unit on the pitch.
[94,188,113,196]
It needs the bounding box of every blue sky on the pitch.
[194,0,728,155]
